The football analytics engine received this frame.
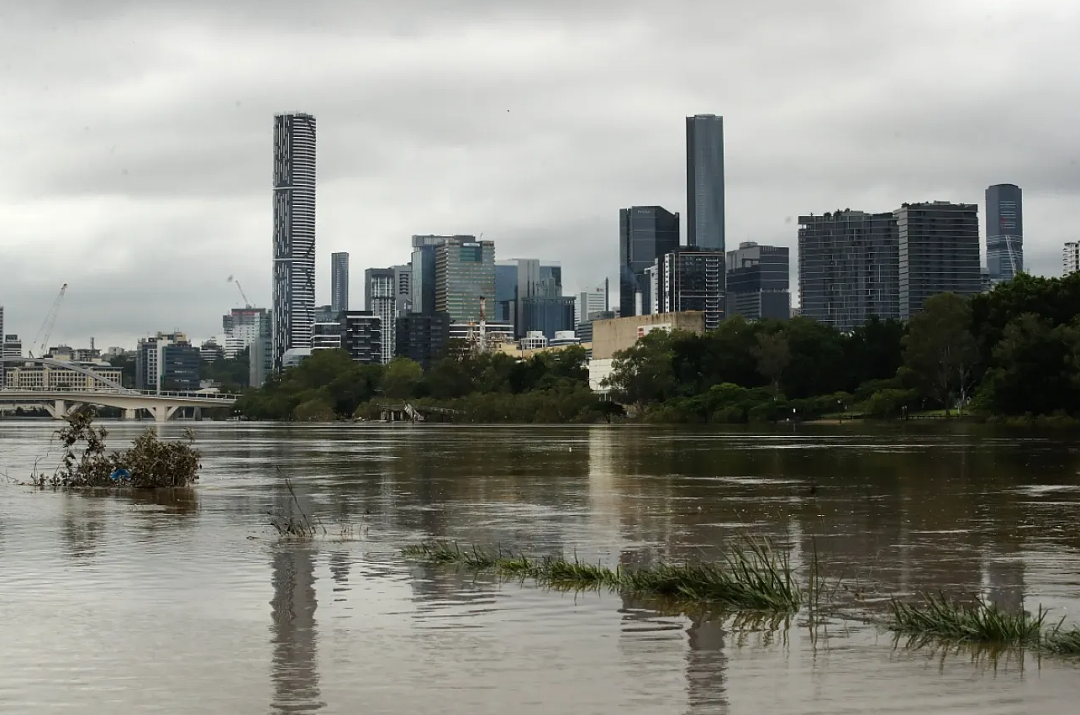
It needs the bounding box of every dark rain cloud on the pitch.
[0,0,1077,347]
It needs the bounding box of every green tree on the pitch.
[903,293,977,415]
[605,330,678,411]
[977,313,1080,416]
[752,330,790,397]
[381,357,424,399]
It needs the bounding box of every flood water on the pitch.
[2,421,1080,714]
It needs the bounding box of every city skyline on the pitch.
[0,2,1077,348]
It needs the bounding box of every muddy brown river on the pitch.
[1,421,1078,714]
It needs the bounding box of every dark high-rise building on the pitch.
[330,252,349,315]
[494,261,518,324]
[435,237,495,323]
[725,242,791,321]
[656,248,725,330]
[311,321,342,351]
[395,312,450,369]
[985,184,1023,283]
[686,114,725,251]
[619,206,680,318]
[272,112,317,371]
[339,311,382,364]
[411,235,475,315]
[521,296,576,339]
[798,210,900,332]
[897,201,982,319]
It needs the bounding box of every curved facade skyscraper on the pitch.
[272,113,317,370]
[985,183,1023,284]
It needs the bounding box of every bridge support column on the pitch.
[147,404,181,423]
[124,408,138,420]
[45,399,68,420]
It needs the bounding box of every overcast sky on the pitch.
[1,0,1078,349]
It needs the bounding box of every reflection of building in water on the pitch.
[270,546,323,713]
[982,553,1025,613]
[684,615,728,713]
[587,426,622,546]
[328,551,351,601]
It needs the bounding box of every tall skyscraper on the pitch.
[272,112,317,371]
[798,210,900,332]
[985,183,1024,283]
[725,242,790,321]
[619,206,680,318]
[222,307,269,358]
[330,252,349,315]
[686,114,725,251]
[656,248,726,330]
[897,201,982,319]
[365,268,396,363]
[1064,242,1080,276]
[435,237,496,323]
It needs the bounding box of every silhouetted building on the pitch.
[521,296,576,339]
[619,206,680,318]
[340,311,382,364]
[435,237,495,323]
[897,201,981,319]
[725,242,790,320]
[686,114,725,251]
[395,312,450,369]
[986,184,1023,283]
[798,210,900,332]
[271,112,316,371]
[330,252,349,314]
[494,261,518,324]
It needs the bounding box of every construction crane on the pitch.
[226,275,252,308]
[29,283,68,358]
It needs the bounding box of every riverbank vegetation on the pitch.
[31,407,200,488]
[606,273,1080,423]
[402,537,800,613]
[403,537,1080,659]
[236,345,621,423]
[232,273,1080,423]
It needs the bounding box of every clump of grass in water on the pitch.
[887,593,1047,646]
[402,536,800,613]
[1043,625,1080,656]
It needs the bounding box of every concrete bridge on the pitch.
[0,357,239,422]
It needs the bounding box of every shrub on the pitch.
[33,407,201,488]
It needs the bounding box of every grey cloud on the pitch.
[0,0,1077,347]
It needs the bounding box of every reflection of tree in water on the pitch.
[61,498,106,561]
[683,615,728,714]
[269,545,323,713]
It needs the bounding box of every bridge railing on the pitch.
[0,387,239,401]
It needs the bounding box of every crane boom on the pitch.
[30,283,68,358]
[227,275,252,308]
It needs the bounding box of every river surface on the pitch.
[1,421,1080,714]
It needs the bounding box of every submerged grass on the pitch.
[402,537,800,613]
[1044,626,1080,656]
[887,593,1047,646]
